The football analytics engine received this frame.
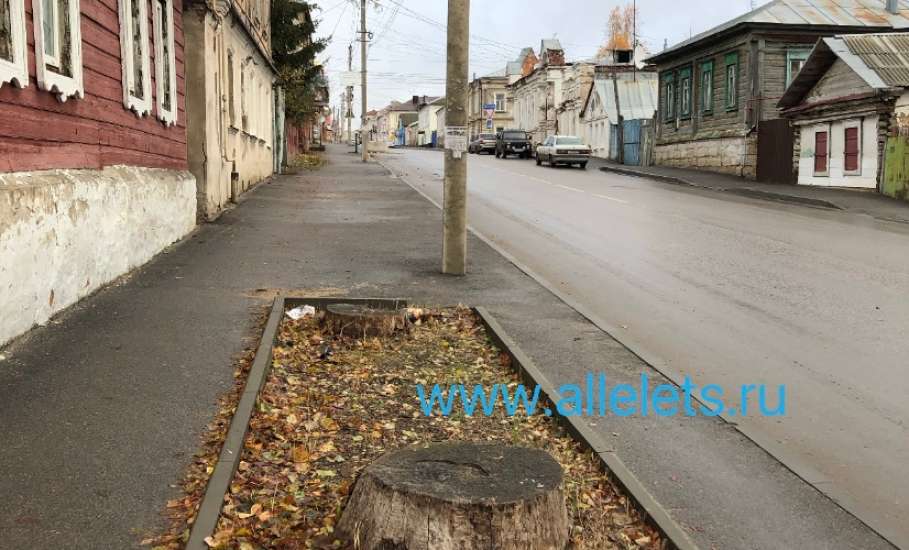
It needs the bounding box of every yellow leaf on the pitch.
[293,446,311,463]
[318,441,336,453]
[316,469,337,478]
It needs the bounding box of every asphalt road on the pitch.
[383,148,909,548]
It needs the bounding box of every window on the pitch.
[241,66,248,131]
[786,48,810,88]
[0,0,28,88]
[495,93,505,112]
[153,0,177,124]
[662,73,676,121]
[227,51,236,127]
[701,60,713,113]
[844,124,860,174]
[32,0,83,100]
[119,0,151,115]
[725,52,738,110]
[679,67,692,118]
[616,50,632,64]
[814,130,828,175]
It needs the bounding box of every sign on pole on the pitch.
[444,126,467,158]
[339,71,359,87]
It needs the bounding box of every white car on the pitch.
[535,135,592,169]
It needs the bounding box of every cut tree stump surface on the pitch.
[322,303,406,338]
[337,442,569,550]
[366,442,563,504]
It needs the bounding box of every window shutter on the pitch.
[814,131,828,173]
[844,127,859,172]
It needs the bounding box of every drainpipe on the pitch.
[887,0,899,14]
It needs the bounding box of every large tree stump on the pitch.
[336,442,569,550]
[322,304,407,338]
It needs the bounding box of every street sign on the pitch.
[483,103,496,110]
[444,126,467,158]
[339,71,359,87]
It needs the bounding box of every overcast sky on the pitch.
[311,0,772,120]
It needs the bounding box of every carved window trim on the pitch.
[0,0,29,89]
[119,0,151,116]
[32,0,83,101]
[153,0,176,124]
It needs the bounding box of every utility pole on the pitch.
[347,43,353,146]
[359,0,368,162]
[442,0,469,275]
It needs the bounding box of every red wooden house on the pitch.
[0,0,196,346]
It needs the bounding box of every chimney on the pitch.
[887,0,899,14]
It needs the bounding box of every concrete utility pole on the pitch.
[347,43,353,146]
[359,0,368,162]
[442,0,469,275]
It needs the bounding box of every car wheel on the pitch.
[548,155,555,167]
[580,162,588,170]
[536,155,541,166]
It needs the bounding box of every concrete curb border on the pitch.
[185,296,407,550]
[475,307,700,550]
[598,164,842,210]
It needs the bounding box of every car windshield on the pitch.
[503,131,526,140]
[556,137,583,145]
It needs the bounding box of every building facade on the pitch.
[183,0,276,220]
[779,33,909,195]
[417,96,444,146]
[468,71,512,137]
[556,63,596,139]
[511,39,569,145]
[0,0,195,346]
[647,0,909,180]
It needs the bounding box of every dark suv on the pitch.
[495,130,532,159]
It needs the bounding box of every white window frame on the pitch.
[0,0,28,88]
[119,0,152,116]
[495,93,506,112]
[32,0,83,101]
[153,0,177,125]
[843,119,862,176]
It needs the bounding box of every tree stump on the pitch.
[322,304,407,338]
[336,442,569,550]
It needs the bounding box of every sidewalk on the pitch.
[0,145,893,549]
[595,159,909,224]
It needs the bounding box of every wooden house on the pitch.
[646,0,909,182]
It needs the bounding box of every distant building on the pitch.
[779,32,909,199]
[511,39,571,144]
[580,73,659,160]
[183,0,277,220]
[646,0,909,181]
[417,96,445,147]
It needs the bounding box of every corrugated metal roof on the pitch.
[649,0,909,62]
[841,32,909,84]
[595,76,659,121]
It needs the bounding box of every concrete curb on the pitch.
[185,296,408,550]
[185,296,285,550]
[475,307,700,550]
[598,165,842,210]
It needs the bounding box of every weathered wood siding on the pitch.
[0,0,187,173]
[806,59,873,102]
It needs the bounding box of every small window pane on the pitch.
[1,0,13,62]
[159,0,171,110]
[130,0,143,98]
[42,0,56,60]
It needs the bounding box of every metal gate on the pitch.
[757,119,795,183]
[623,119,643,166]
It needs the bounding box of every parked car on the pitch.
[495,130,532,159]
[469,133,497,154]
[535,135,592,169]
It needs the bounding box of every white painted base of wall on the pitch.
[797,117,878,189]
[0,165,196,347]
